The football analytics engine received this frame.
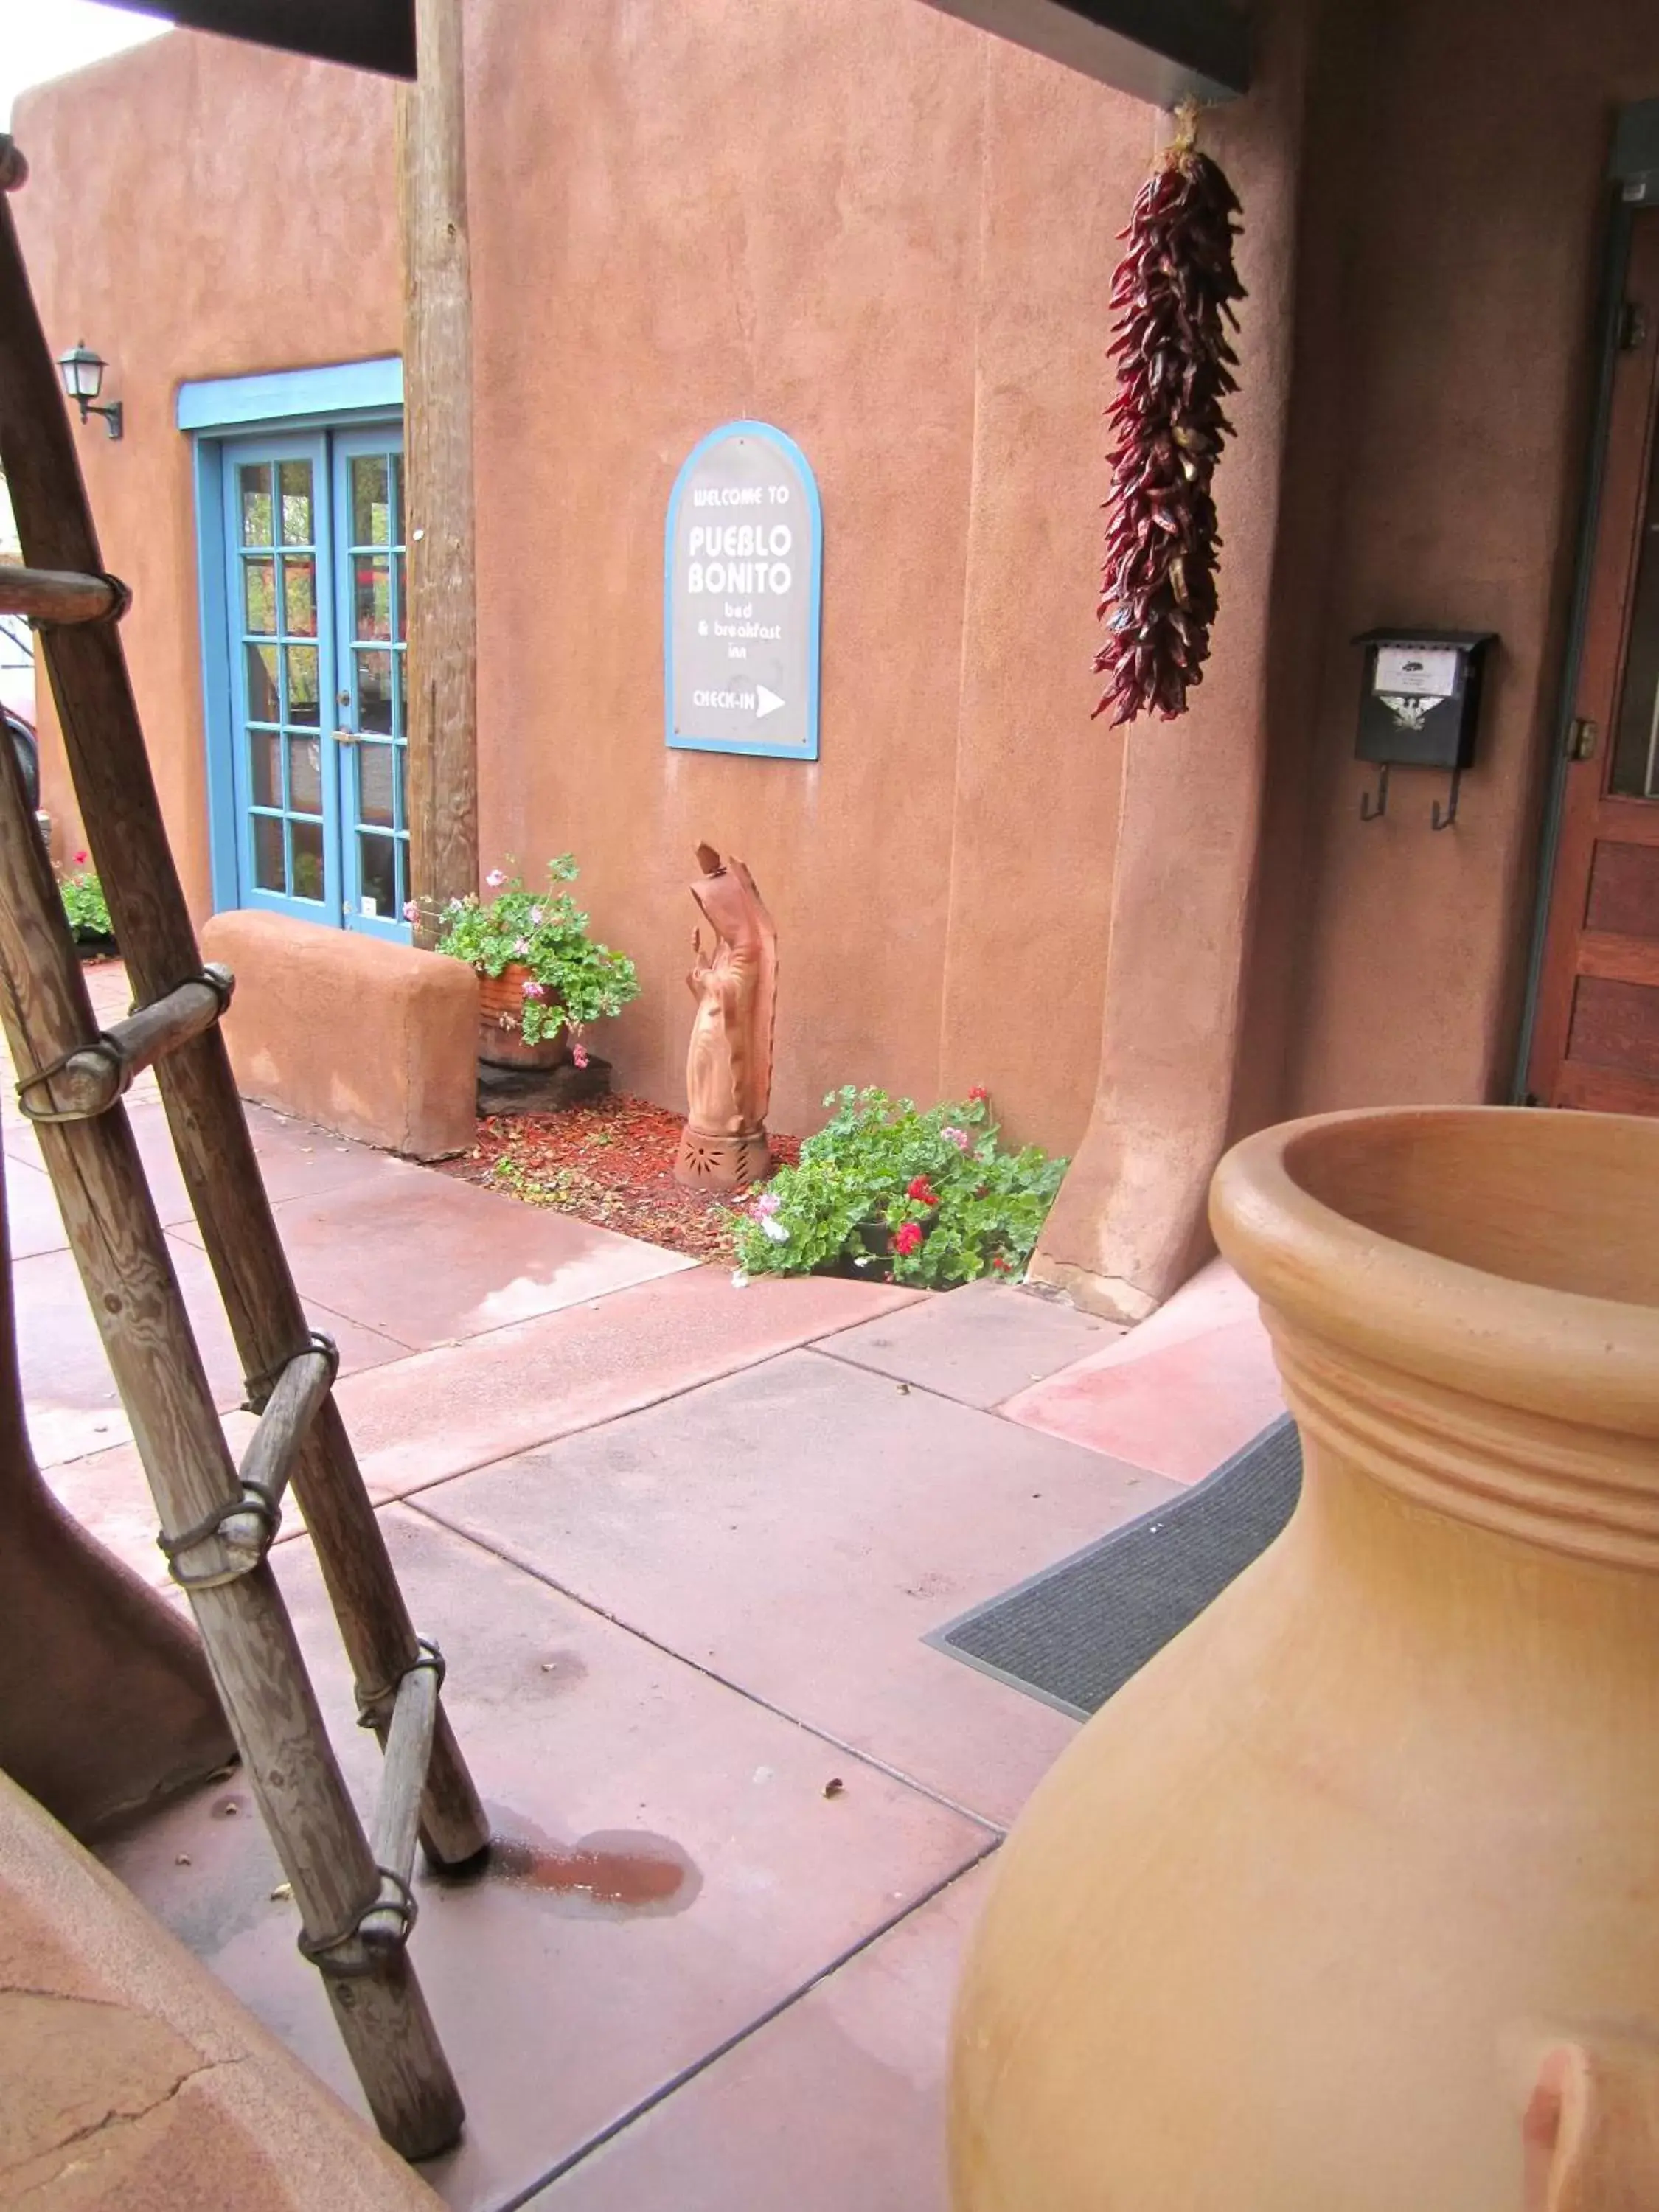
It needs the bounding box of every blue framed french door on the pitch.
[219,423,407,936]
[332,429,409,936]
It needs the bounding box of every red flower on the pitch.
[73,851,88,866]
[905,1176,939,1206]
[967,1086,990,1103]
[892,1222,923,1257]
[992,1253,1012,1273]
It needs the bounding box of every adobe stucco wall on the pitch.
[1029,0,1659,1310]
[467,0,1138,1146]
[1273,0,1659,1118]
[13,5,1141,1153]
[15,0,1658,1267]
[13,35,399,924]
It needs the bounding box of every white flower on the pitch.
[514,937,530,956]
[731,1269,751,1290]
[759,1215,789,1244]
[529,906,544,925]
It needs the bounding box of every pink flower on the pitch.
[514,937,530,956]
[402,900,418,922]
[572,1041,589,1068]
[486,869,507,888]
[521,978,546,1000]
[74,850,88,866]
[942,1126,970,1150]
[529,906,544,925]
[754,1191,782,1217]
[893,1222,923,1257]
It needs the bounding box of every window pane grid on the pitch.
[229,439,407,929]
[344,449,406,920]
[236,454,322,902]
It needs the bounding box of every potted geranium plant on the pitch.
[58,852,117,959]
[433,857,640,1069]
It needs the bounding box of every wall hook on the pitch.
[1359,762,1390,821]
[1430,765,1462,832]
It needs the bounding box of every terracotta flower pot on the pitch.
[950,1106,1659,2212]
[476,962,570,1071]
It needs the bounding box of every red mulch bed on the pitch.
[437,1093,801,1263]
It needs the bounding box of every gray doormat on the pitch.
[928,1416,1302,1720]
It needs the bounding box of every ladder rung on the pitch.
[0,562,124,625]
[232,1340,338,1537]
[19,966,232,1121]
[369,1657,442,1902]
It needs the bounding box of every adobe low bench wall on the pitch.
[201,911,477,1160]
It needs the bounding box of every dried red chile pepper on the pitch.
[1093,138,1245,726]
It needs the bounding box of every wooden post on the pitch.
[397,0,479,947]
[0,721,464,2160]
[0,157,490,1874]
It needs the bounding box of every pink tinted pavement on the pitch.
[1000,1254,1286,1482]
[12,994,1287,2211]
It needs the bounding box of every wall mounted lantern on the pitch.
[56,341,122,440]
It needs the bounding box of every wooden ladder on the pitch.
[0,136,486,2162]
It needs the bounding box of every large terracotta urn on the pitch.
[951,1107,1659,2211]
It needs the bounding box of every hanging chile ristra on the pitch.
[1093,114,1245,726]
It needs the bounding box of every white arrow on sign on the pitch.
[754,684,785,720]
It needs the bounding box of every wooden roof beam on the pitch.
[91,0,415,80]
[918,0,1248,103]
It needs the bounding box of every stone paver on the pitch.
[4,1152,68,1261]
[415,1349,1173,1827]
[1002,1256,1284,1482]
[17,1232,407,1470]
[100,1506,995,2212]
[820,1277,1121,1407]
[333,1266,925,1500]
[167,1168,695,1348]
[10,966,1274,2212]
[43,1412,261,1596]
[530,1857,996,2211]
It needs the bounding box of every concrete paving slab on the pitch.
[1001,1257,1285,1483]
[818,1279,1121,1407]
[170,1168,695,1349]
[335,1265,925,1500]
[119,1096,431,1230]
[18,1233,408,1469]
[4,1152,68,1260]
[531,1855,995,2211]
[42,1409,266,1596]
[416,1350,1175,1829]
[1,1109,42,1167]
[97,1506,995,2212]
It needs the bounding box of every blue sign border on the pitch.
[664,420,823,761]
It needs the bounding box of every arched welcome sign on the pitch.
[664,421,822,760]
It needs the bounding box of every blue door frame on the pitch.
[331,426,410,941]
[186,359,408,941]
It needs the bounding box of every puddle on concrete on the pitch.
[435,1804,700,1920]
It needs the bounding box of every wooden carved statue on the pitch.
[673,844,776,1194]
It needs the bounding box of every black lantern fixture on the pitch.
[56,341,122,441]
